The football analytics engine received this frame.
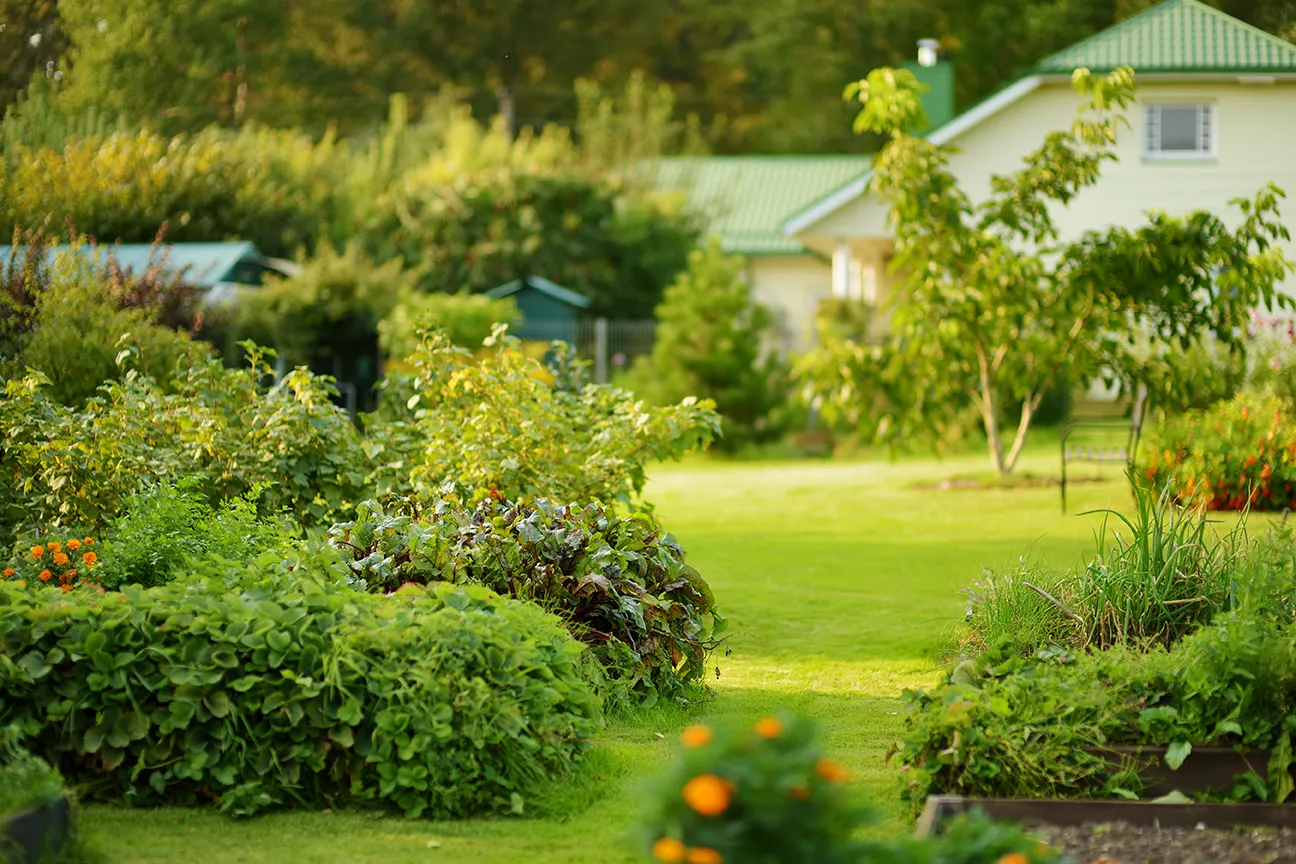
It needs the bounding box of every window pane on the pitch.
[1158,106,1201,151]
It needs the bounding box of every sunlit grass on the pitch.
[79,444,1132,863]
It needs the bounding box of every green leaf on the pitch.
[17,652,51,679]
[1165,742,1192,771]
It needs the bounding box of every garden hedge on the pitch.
[0,570,603,818]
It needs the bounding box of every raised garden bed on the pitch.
[1,796,72,864]
[918,796,1296,864]
[1085,745,1273,798]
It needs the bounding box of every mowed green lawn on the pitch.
[78,447,1134,863]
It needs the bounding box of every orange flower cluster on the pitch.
[650,837,723,864]
[5,537,102,593]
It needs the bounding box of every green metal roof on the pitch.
[485,275,592,309]
[1032,0,1296,74]
[0,241,277,288]
[652,156,873,255]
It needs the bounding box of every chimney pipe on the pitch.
[917,39,940,68]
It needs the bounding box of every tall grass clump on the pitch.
[962,477,1258,656]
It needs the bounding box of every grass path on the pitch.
[80,449,1132,863]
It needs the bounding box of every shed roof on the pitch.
[0,241,270,288]
[485,276,592,309]
[652,156,874,255]
[1032,0,1296,73]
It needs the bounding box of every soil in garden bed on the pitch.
[1035,821,1296,864]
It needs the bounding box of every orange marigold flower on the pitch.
[30,546,44,559]
[680,725,713,748]
[52,552,69,566]
[81,552,97,565]
[62,571,76,582]
[83,538,95,546]
[997,855,1029,864]
[61,584,73,594]
[682,774,732,817]
[754,717,783,739]
[789,785,810,800]
[38,570,52,582]
[815,758,850,783]
[686,848,723,864]
[651,837,687,863]
[47,542,61,553]
[2,569,14,577]
[66,539,81,551]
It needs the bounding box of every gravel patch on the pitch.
[1034,821,1296,864]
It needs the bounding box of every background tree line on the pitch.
[2,0,1294,153]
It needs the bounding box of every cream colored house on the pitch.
[652,157,871,352]
[783,0,1296,326]
[659,0,1296,354]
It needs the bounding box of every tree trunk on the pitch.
[496,85,516,139]
[976,348,1008,476]
[1003,392,1044,474]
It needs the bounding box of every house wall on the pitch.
[801,79,1296,301]
[744,254,833,353]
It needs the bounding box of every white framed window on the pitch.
[1144,103,1215,160]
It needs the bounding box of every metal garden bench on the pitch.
[1059,384,1149,513]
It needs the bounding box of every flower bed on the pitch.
[1142,392,1296,511]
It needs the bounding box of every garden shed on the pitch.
[0,241,299,304]
[485,275,591,344]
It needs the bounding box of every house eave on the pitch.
[781,75,1045,237]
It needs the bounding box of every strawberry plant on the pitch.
[0,567,602,818]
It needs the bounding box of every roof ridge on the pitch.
[1033,0,1296,71]
[1034,0,1181,69]
[1179,0,1296,57]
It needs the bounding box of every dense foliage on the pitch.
[1143,391,1296,511]
[895,610,1296,808]
[363,169,698,317]
[330,492,725,705]
[629,239,787,450]
[375,327,719,509]
[0,129,336,257]
[0,572,603,818]
[0,347,369,544]
[640,713,1066,864]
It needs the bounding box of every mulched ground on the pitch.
[1034,822,1296,864]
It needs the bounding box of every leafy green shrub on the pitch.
[378,291,519,362]
[92,481,289,590]
[233,243,413,370]
[329,492,725,705]
[1143,391,1296,511]
[638,713,1065,864]
[898,611,1296,808]
[14,253,208,406]
[627,238,787,451]
[380,326,718,509]
[0,571,603,818]
[0,128,336,257]
[0,347,369,544]
[362,169,698,317]
[962,481,1252,655]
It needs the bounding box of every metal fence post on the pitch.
[594,317,609,384]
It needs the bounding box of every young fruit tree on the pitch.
[809,65,1293,476]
